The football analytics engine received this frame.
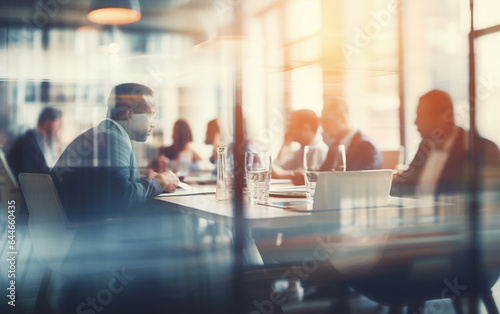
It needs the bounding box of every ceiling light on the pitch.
[87,0,141,25]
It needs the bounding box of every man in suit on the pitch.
[7,107,62,183]
[320,96,383,171]
[51,83,178,222]
[392,89,500,198]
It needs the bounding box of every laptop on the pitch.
[264,169,393,211]
[312,169,393,210]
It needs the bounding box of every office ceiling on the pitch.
[0,0,221,36]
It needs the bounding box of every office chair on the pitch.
[348,248,500,314]
[19,173,226,313]
[381,150,400,170]
[0,151,34,293]
[19,173,80,313]
[0,149,24,222]
[19,173,150,313]
[0,149,21,254]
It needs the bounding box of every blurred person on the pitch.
[272,109,328,182]
[392,89,500,198]
[211,116,258,180]
[275,128,295,163]
[205,118,221,164]
[7,106,62,183]
[51,83,178,222]
[149,119,203,173]
[320,96,383,171]
[270,97,383,307]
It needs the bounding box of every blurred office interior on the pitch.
[1,0,500,313]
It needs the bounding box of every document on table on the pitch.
[258,200,309,211]
[269,185,307,198]
[158,181,215,197]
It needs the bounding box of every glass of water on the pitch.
[303,145,329,202]
[216,147,234,201]
[245,152,272,204]
[333,145,346,172]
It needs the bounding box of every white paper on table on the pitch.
[158,182,215,197]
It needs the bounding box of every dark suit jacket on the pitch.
[7,129,50,183]
[51,119,162,222]
[321,130,383,171]
[392,127,500,197]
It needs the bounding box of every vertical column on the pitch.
[467,0,479,313]
[232,1,245,313]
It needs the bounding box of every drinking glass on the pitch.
[332,144,347,172]
[396,145,408,172]
[245,152,272,204]
[216,147,234,201]
[303,145,329,202]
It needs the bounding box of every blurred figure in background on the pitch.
[205,118,221,164]
[392,90,500,199]
[7,106,62,183]
[149,119,203,173]
[272,109,327,181]
[320,96,383,171]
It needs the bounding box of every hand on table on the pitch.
[154,170,179,192]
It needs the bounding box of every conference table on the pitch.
[152,181,500,308]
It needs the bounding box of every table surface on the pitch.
[153,182,500,293]
[154,182,457,227]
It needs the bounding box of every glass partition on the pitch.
[1,0,500,313]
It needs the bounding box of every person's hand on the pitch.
[147,169,157,178]
[154,170,179,192]
[290,171,305,186]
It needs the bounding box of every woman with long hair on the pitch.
[149,119,202,173]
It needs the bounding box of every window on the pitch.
[402,0,469,160]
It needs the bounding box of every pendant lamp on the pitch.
[88,0,141,25]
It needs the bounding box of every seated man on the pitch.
[7,107,62,183]
[392,89,500,198]
[320,96,383,171]
[273,109,328,180]
[51,83,178,222]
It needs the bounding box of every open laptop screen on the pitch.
[313,170,393,211]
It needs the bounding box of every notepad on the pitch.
[269,185,307,198]
[158,182,215,197]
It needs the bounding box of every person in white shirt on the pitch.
[272,109,328,183]
[320,96,383,171]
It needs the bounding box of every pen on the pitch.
[177,181,196,191]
